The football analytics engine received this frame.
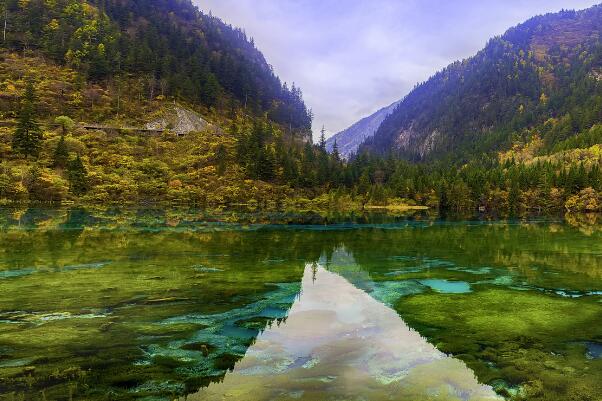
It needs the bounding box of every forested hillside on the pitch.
[362,6,602,161]
[0,0,350,207]
[1,0,312,131]
[0,1,601,216]
[331,5,602,215]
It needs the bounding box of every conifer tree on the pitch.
[67,155,88,195]
[332,139,340,162]
[215,144,228,176]
[52,136,69,169]
[257,147,276,181]
[301,142,316,182]
[282,149,299,185]
[12,82,42,158]
[318,126,327,151]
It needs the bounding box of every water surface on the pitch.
[0,209,600,400]
[189,265,501,400]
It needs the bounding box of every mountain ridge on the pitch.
[361,5,602,161]
[0,0,347,206]
[0,0,312,133]
[325,100,401,158]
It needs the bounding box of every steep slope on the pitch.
[0,1,348,206]
[326,100,400,159]
[0,51,338,206]
[1,0,311,133]
[362,5,602,161]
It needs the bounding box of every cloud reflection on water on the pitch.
[188,264,501,400]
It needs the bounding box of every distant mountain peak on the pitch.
[326,100,401,159]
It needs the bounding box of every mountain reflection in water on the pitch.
[187,265,501,401]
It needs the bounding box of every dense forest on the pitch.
[349,6,602,215]
[0,0,600,216]
[362,6,602,162]
[0,0,319,208]
[0,0,312,131]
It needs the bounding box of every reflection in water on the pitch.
[1,208,601,400]
[189,265,501,401]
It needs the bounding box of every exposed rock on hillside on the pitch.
[146,106,220,136]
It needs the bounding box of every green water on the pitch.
[0,209,600,401]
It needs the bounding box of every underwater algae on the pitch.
[396,288,602,400]
[0,221,308,400]
[0,209,601,400]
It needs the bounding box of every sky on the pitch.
[195,0,600,139]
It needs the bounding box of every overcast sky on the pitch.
[195,0,600,139]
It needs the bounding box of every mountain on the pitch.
[0,0,349,206]
[1,0,312,133]
[1,1,600,214]
[361,5,602,161]
[325,100,400,159]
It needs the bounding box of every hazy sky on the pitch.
[196,0,600,138]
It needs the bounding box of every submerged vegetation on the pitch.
[0,1,600,401]
[398,289,602,400]
[0,208,600,400]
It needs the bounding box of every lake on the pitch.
[0,208,600,400]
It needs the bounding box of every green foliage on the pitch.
[67,155,88,195]
[52,135,69,169]
[551,124,602,153]
[362,6,602,164]
[1,0,312,131]
[23,164,68,202]
[215,144,228,176]
[12,81,42,158]
[329,144,602,215]
[0,2,600,213]
[55,116,75,134]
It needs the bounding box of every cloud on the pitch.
[195,0,599,139]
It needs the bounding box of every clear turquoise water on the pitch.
[0,208,600,400]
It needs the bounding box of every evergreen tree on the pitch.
[52,136,69,169]
[257,147,276,181]
[508,178,520,214]
[318,126,327,151]
[215,144,228,176]
[358,171,371,195]
[332,139,340,162]
[301,142,317,187]
[12,82,42,158]
[1,0,313,131]
[67,155,88,195]
[23,164,43,200]
[282,149,299,185]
